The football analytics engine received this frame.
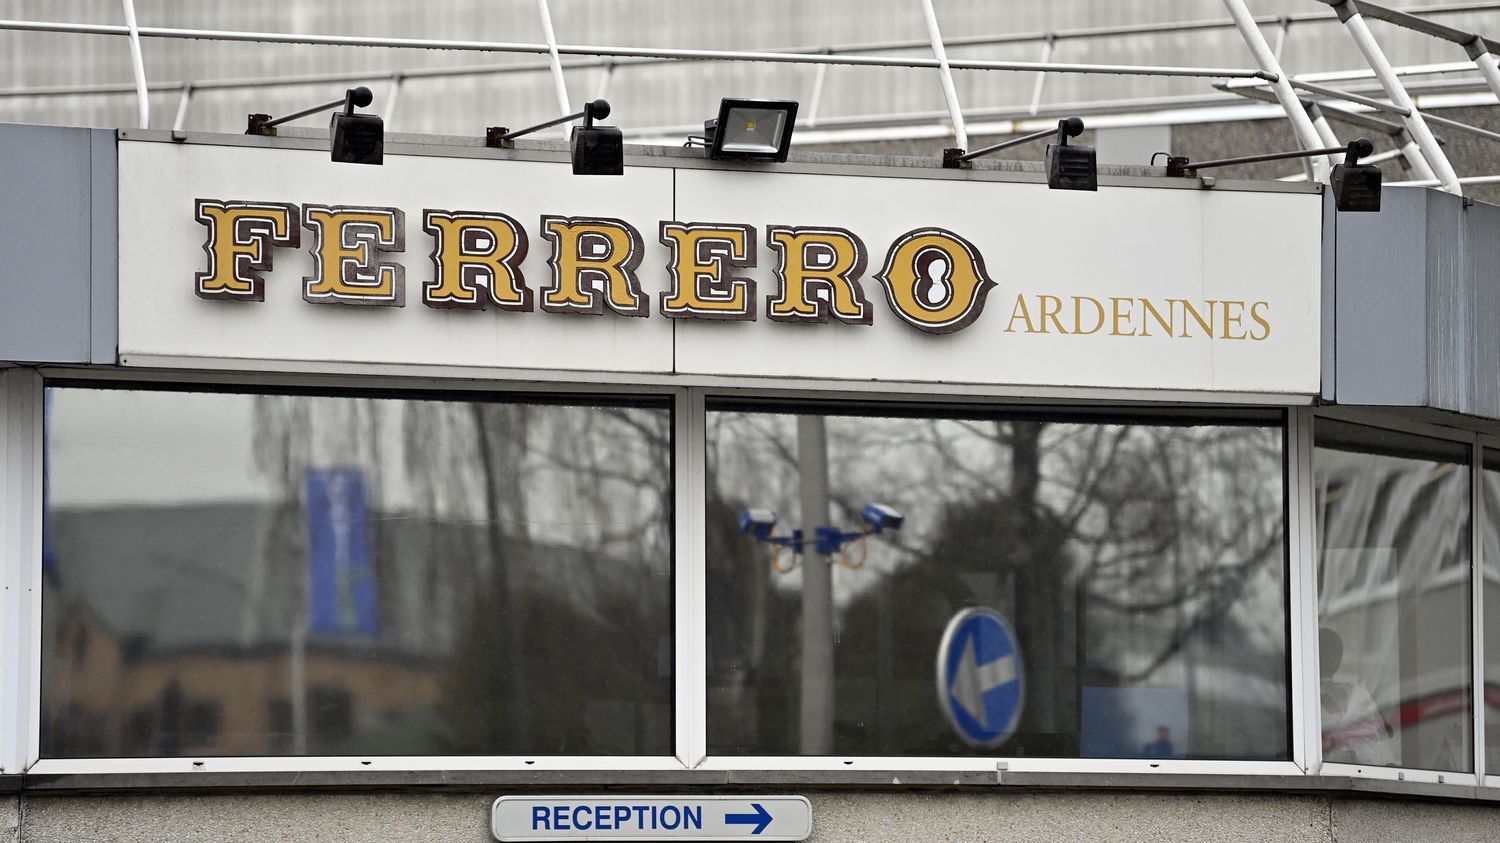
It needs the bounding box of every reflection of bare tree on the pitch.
[707,408,1286,757]
[250,393,673,755]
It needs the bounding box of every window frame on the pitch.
[1311,409,1483,788]
[21,369,1459,783]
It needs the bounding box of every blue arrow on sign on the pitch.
[937,607,1024,748]
[725,802,772,835]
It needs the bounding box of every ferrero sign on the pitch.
[119,139,1321,393]
[193,199,1272,340]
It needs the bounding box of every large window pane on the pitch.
[1315,420,1471,772]
[42,384,673,758]
[706,402,1288,759]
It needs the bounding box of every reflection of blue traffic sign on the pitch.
[936,607,1024,748]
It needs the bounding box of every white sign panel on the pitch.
[490,795,812,841]
[117,139,1321,395]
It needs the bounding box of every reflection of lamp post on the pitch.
[739,419,905,754]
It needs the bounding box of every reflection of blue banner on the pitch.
[305,467,378,636]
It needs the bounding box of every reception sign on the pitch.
[117,139,1321,393]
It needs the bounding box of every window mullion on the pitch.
[674,386,707,768]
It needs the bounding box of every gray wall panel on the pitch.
[87,128,117,365]
[1468,199,1500,420]
[1321,188,1336,403]
[0,123,97,364]
[1426,191,1469,413]
[1334,187,1429,407]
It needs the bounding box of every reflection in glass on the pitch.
[1481,452,1500,771]
[42,385,673,758]
[1315,420,1471,771]
[705,403,1288,758]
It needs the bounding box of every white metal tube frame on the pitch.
[1323,0,1462,193]
[1220,0,1333,181]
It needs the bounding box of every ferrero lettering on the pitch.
[1003,294,1272,341]
[765,226,870,325]
[187,199,1280,343]
[422,210,531,311]
[193,200,300,302]
[541,216,648,317]
[302,205,406,307]
[873,227,996,335]
[659,223,757,321]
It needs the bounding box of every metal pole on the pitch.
[384,73,403,128]
[535,0,573,138]
[1028,35,1056,115]
[1273,16,1292,62]
[1398,130,1441,181]
[0,20,1278,78]
[1221,0,1332,180]
[593,61,615,101]
[170,82,192,132]
[119,0,150,128]
[261,95,348,129]
[1329,1,1462,193]
[1307,103,1343,148]
[796,416,834,756]
[1306,105,1342,181]
[1470,40,1500,100]
[806,51,831,128]
[954,123,1061,162]
[918,0,968,149]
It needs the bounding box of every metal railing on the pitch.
[0,1,1496,192]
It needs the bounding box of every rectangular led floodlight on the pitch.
[707,98,799,162]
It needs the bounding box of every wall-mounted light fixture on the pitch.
[943,117,1097,192]
[487,99,622,176]
[693,98,799,162]
[247,86,384,166]
[1167,137,1381,212]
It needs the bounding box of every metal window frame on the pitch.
[1309,409,1485,788]
[17,365,1315,779]
[24,367,690,776]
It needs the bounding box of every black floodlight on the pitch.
[247,86,383,166]
[1331,138,1382,213]
[703,98,799,162]
[1045,117,1097,191]
[487,99,622,176]
[944,117,1096,191]
[1167,136,1381,212]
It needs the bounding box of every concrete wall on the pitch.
[4,790,1500,842]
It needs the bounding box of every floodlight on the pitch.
[1331,138,1382,213]
[703,98,799,162]
[1167,136,1381,212]
[487,99,623,176]
[944,117,1097,191]
[246,86,383,166]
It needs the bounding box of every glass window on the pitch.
[1480,449,1500,773]
[42,383,674,758]
[705,401,1288,759]
[1315,420,1471,772]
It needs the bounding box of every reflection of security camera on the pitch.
[739,508,778,540]
[861,503,904,533]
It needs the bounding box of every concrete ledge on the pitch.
[18,768,1500,804]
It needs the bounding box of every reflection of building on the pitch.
[1316,440,1483,772]
[43,500,670,758]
